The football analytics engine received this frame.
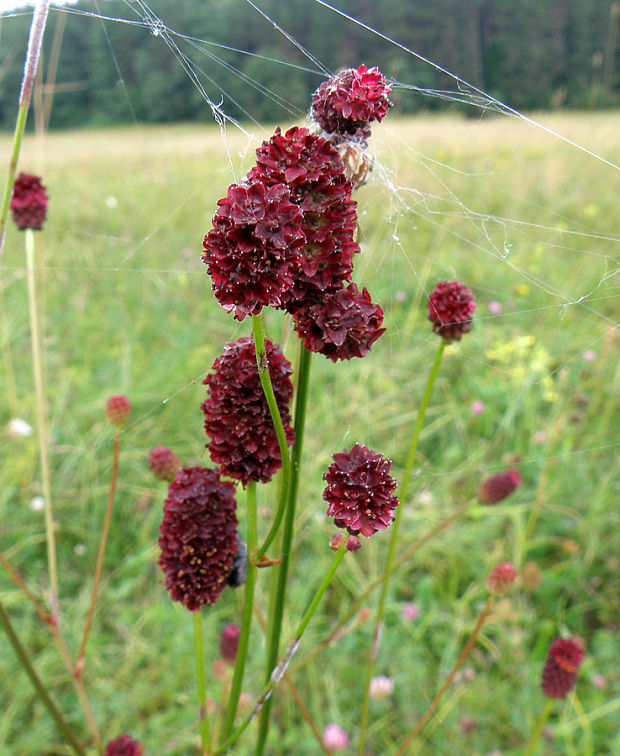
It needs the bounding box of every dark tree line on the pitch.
[0,0,618,129]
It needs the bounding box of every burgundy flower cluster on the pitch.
[10,172,48,231]
[202,68,392,361]
[478,468,521,504]
[158,466,238,610]
[541,637,584,698]
[202,181,305,320]
[201,337,294,484]
[312,64,393,141]
[105,735,143,756]
[323,444,398,537]
[428,281,476,342]
[148,445,181,482]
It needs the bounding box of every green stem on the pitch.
[26,227,58,614]
[254,346,312,756]
[0,1,50,261]
[0,598,86,756]
[394,596,494,755]
[217,544,346,755]
[252,313,291,560]
[221,481,258,743]
[193,608,211,755]
[76,430,120,669]
[358,339,445,755]
[523,698,553,756]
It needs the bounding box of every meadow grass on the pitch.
[0,113,619,755]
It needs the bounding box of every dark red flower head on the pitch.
[478,469,521,504]
[148,445,181,482]
[427,280,475,342]
[158,466,238,611]
[202,180,305,320]
[105,394,131,427]
[105,735,143,756]
[248,127,358,308]
[201,337,294,484]
[293,282,385,361]
[485,561,517,595]
[541,637,584,698]
[220,623,241,665]
[312,65,393,139]
[323,443,398,537]
[10,172,48,231]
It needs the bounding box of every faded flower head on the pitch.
[148,445,181,482]
[428,280,475,341]
[202,180,305,320]
[201,337,294,484]
[541,637,584,698]
[293,282,385,361]
[485,561,517,596]
[10,172,48,231]
[312,64,393,140]
[478,469,521,504]
[226,532,247,588]
[369,675,394,699]
[345,534,362,552]
[323,723,349,750]
[323,443,398,537]
[158,466,238,611]
[104,735,143,756]
[249,126,358,309]
[105,394,131,427]
[220,623,241,665]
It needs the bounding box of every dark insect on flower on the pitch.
[427,280,476,342]
[541,637,584,699]
[312,64,393,140]
[292,282,385,361]
[323,443,398,537]
[104,735,143,756]
[201,337,295,484]
[10,172,48,231]
[249,126,358,309]
[478,468,521,504]
[158,466,238,611]
[485,561,517,595]
[105,394,131,427]
[202,179,305,320]
[226,532,247,588]
[148,445,181,482]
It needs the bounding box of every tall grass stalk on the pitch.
[358,339,445,754]
[0,598,86,756]
[0,0,50,259]
[193,607,211,755]
[25,226,58,614]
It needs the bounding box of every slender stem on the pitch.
[0,598,86,756]
[394,596,494,756]
[221,481,258,743]
[0,1,50,261]
[0,285,19,416]
[301,500,471,669]
[522,698,554,756]
[358,340,445,755]
[251,313,291,561]
[193,608,211,755]
[217,545,346,755]
[25,227,58,615]
[76,430,120,669]
[253,603,333,756]
[0,549,52,625]
[254,346,312,756]
[0,553,102,747]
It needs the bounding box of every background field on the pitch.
[0,112,619,755]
